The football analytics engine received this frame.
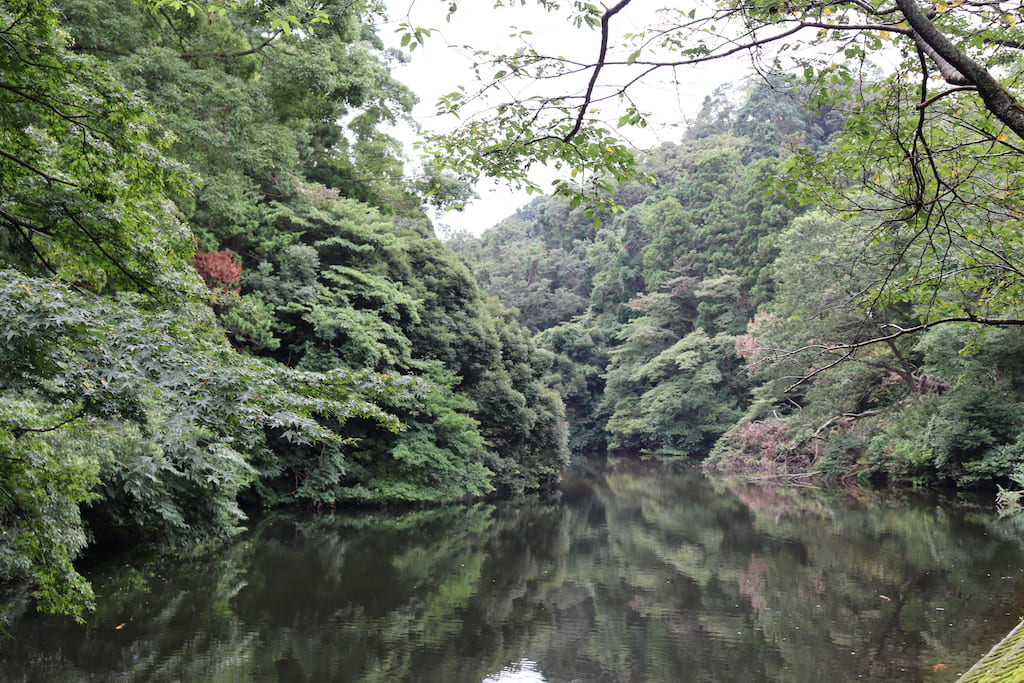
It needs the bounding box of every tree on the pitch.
[1,0,196,295]
[451,92,811,454]
[417,0,1024,333]
[420,0,1024,185]
[55,0,569,503]
[425,0,1024,464]
[0,0,405,616]
[0,0,571,619]
[0,266,410,615]
[449,212,592,332]
[712,211,922,472]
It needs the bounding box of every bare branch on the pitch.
[916,85,976,109]
[561,0,633,143]
[907,27,969,85]
[772,314,1024,391]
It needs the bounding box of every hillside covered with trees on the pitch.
[438,0,1024,505]
[452,73,1024,495]
[0,0,568,617]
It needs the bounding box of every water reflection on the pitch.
[483,660,546,682]
[2,456,1023,682]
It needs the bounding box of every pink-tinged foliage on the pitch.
[720,418,817,474]
[733,420,788,462]
[194,249,242,293]
[734,332,759,361]
[735,312,773,366]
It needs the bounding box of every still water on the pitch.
[3,456,1024,682]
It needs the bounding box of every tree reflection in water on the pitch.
[1,455,1022,682]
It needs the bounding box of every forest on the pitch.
[454,77,1024,493]
[0,0,570,617]
[4,0,1024,621]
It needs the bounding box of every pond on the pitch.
[2,456,1024,682]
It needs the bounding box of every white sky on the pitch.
[482,659,548,683]
[379,1,754,235]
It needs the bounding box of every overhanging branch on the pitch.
[895,0,1024,137]
[767,315,1024,391]
[562,0,633,143]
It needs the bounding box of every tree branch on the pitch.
[761,316,1024,392]
[62,208,155,294]
[0,148,77,187]
[562,0,633,143]
[0,207,62,279]
[179,30,283,59]
[916,85,976,109]
[895,0,1024,138]
[12,409,87,437]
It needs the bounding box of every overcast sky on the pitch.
[380,1,754,236]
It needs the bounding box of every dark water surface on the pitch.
[3,456,1024,682]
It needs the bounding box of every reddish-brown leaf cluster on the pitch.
[194,249,242,293]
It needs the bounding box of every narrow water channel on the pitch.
[2,456,1023,682]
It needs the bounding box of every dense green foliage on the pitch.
[452,81,826,454]
[1,0,566,618]
[454,68,1024,500]
[426,0,1024,514]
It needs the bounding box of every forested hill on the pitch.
[452,78,1024,498]
[1,0,567,617]
[450,81,840,453]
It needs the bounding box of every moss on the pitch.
[960,621,1024,682]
